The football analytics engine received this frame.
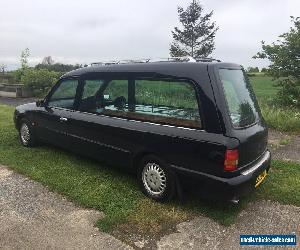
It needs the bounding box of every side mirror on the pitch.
[36,99,45,107]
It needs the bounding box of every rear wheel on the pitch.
[138,155,176,202]
[19,119,38,147]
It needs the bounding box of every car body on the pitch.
[14,59,271,202]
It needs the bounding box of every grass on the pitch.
[249,75,280,102]
[256,160,300,206]
[279,138,290,146]
[249,75,300,132]
[0,104,300,243]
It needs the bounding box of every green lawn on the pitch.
[0,104,299,242]
[249,75,279,102]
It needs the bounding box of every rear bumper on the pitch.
[173,150,271,200]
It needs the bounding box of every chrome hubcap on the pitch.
[20,123,30,145]
[142,163,167,195]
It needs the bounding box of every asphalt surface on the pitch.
[158,200,300,249]
[0,165,132,250]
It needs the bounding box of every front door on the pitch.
[35,78,79,148]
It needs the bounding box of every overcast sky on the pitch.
[0,0,299,70]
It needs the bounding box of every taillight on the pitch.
[224,149,239,171]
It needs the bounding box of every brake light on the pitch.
[224,149,239,171]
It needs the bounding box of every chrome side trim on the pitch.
[241,151,270,176]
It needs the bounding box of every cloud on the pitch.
[0,0,299,70]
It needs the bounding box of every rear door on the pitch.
[214,66,268,167]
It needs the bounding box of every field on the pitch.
[0,104,299,244]
[249,75,300,132]
[249,75,280,101]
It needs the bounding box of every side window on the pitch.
[48,79,78,109]
[134,79,201,128]
[79,79,105,112]
[76,76,201,129]
[82,80,104,99]
[78,79,128,114]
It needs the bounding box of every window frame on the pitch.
[76,73,204,130]
[44,77,80,111]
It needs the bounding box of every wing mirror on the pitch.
[36,99,45,107]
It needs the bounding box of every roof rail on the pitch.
[90,56,201,66]
[195,57,221,62]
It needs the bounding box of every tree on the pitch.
[0,64,6,75]
[247,67,259,73]
[14,48,30,83]
[170,0,218,58]
[35,63,81,73]
[254,16,300,107]
[42,56,54,65]
[21,48,30,69]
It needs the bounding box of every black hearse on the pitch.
[14,58,271,202]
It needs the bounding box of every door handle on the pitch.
[59,117,68,122]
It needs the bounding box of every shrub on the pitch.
[20,69,61,96]
[254,17,300,108]
[260,104,300,132]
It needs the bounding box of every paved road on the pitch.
[0,97,36,106]
[0,165,132,250]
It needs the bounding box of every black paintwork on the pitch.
[14,61,271,200]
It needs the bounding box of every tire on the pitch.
[138,155,176,202]
[18,118,38,147]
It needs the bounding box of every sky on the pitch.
[0,0,299,70]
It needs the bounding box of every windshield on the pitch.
[219,68,260,128]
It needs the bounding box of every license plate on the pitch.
[255,170,267,188]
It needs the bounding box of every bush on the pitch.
[247,67,259,73]
[20,69,61,96]
[254,17,300,108]
[260,104,300,132]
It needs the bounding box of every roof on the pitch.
[62,61,241,78]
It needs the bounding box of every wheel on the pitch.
[19,119,38,147]
[138,155,176,202]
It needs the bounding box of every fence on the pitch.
[0,83,33,98]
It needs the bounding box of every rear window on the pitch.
[219,69,260,128]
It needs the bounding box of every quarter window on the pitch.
[48,79,78,109]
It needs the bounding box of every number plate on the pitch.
[255,170,267,188]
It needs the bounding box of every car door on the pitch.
[66,75,133,166]
[35,78,79,148]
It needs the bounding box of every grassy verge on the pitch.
[249,75,300,132]
[260,104,300,132]
[0,105,299,244]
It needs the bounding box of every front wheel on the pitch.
[19,119,38,147]
[138,155,176,202]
